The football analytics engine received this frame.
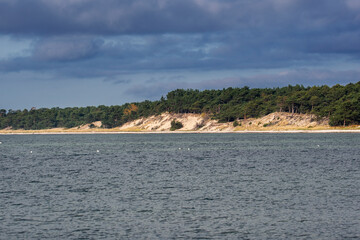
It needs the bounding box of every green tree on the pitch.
[170,120,183,131]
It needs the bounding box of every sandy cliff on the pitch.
[117,112,330,132]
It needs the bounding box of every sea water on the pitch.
[0,133,359,239]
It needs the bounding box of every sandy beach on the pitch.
[1,129,360,135]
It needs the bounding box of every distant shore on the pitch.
[1,129,360,135]
[1,112,360,135]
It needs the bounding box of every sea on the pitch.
[0,133,359,239]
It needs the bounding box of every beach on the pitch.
[1,129,360,134]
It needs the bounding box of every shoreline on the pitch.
[2,112,359,135]
[1,129,360,135]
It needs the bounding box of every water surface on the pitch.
[0,133,359,239]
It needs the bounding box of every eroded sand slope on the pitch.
[117,112,330,132]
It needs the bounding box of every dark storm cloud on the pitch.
[1,34,217,75]
[1,29,358,78]
[1,0,359,36]
[0,0,224,35]
[0,0,360,85]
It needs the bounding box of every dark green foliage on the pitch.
[329,92,360,126]
[233,120,240,127]
[170,120,183,131]
[1,82,360,129]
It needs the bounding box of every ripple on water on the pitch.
[0,133,359,239]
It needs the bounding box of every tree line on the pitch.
[1,82,360,130]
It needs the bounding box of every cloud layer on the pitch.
[0,0,359,108]
[1,0,359,35]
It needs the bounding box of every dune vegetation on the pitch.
[1,82,360,131]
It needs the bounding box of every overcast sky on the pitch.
[1,0,360,110]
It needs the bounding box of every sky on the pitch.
[1,0,360,110]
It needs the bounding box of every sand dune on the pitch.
[1,112,360,134]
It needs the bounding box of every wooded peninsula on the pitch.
[1,82,360,130]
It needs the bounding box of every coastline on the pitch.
[1,129,360,135]
[1,112,359,135]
